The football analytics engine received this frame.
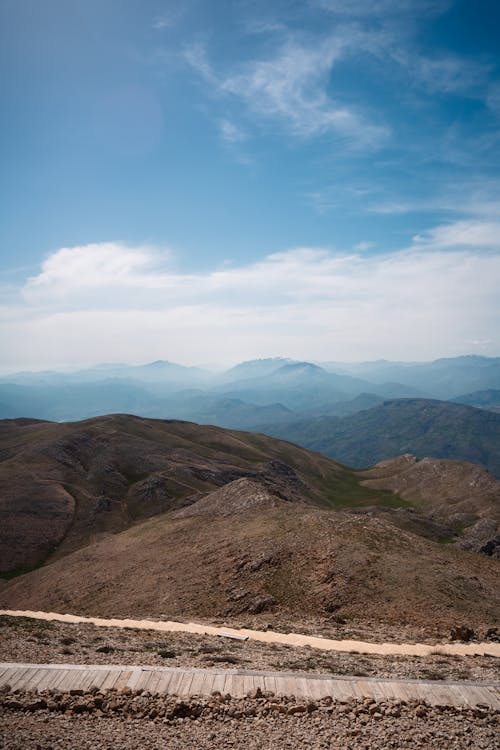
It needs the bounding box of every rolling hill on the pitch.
[0,414,398,575]
[0,415,499,628]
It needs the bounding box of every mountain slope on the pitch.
[0,414,398,575]
[262,399,500,477]
[1,414,499,629]
[359,454,500,556]
[321,356,500,399]
[2,475,499,628]
[452,389,500,413]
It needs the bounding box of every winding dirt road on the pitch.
[1,609,499,658]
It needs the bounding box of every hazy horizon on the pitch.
[1,351,499,378]
[1,2,499,370]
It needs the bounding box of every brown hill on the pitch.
[0,414,395,575]
[1,475,499,629]
[0,415,499,629]
[359,455,500,556]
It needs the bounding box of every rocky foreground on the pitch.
[1,686,498,750]
[1,615,499,682]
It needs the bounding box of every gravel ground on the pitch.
[0,687,498,750]
[1,615,499,682]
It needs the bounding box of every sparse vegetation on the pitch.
[158,649,176,659]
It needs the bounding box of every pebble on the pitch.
[0,688,498,749]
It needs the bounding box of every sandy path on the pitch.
[1,609,499,658]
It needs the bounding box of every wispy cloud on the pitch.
[219,119,247,144]
[2,234,498,368]
[184,34,390,148]
[152,7,183,30]
[413,219,500,250]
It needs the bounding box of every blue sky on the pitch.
[1,0,499,369]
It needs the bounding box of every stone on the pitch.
[450,625,475,642]
[288,704,307,715]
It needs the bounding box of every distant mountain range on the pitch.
[2,355,499,422]
[0,356,499,475]
[262,399,500,478]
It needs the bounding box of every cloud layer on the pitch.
[2,225,499,370]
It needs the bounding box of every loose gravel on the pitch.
[0,686,498,750]
[1,615,498,682]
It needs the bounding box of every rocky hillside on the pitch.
[359,455,500,557]
[2,474,500,628]
[0,414,396,575]
[0,415,499,628]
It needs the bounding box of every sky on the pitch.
[1,0,500,370]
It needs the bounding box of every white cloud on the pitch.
[413,220,500,249]
[184,35,389,148]
[354,241,375,251]
[1,234,499,369]
[219,119,247,144]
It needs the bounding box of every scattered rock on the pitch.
[450,625,475,642]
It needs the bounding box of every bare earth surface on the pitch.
[2,609,499,659]
[1,615,499,683]
[1,615,499,749]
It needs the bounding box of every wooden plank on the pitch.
[306,678,328,701]
[113,669,133,692]
[328,679,354,701]
[210,672,228,695]
[379,680,402,702]
[0,667,11,683]
[156,670,176,695]
[198,671,217,697]
[391,680,416,704]
[486,688,500,710]
[352,679,372,700]
[125,668,144,693]
[165,670,184,696]
[294,676,310,699]
[241,674,255,695]
[176,671,196,697]
[8,666,36,691]
[99,669,122,692]
[8,667,34,691]
[32,668,62,693]
[465,685,500,708]
[285,677,300,698]
[0,667,18,688]
[31,667,59,692]
[130,669,154,693]
[154,669,168,695]
[71,668,95,692]
[53,669,74,693]
[46,668,73,693]
[188,672,207,697]
[273,675,289,697]
[221,672,234,696]
[263,674,278,695]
